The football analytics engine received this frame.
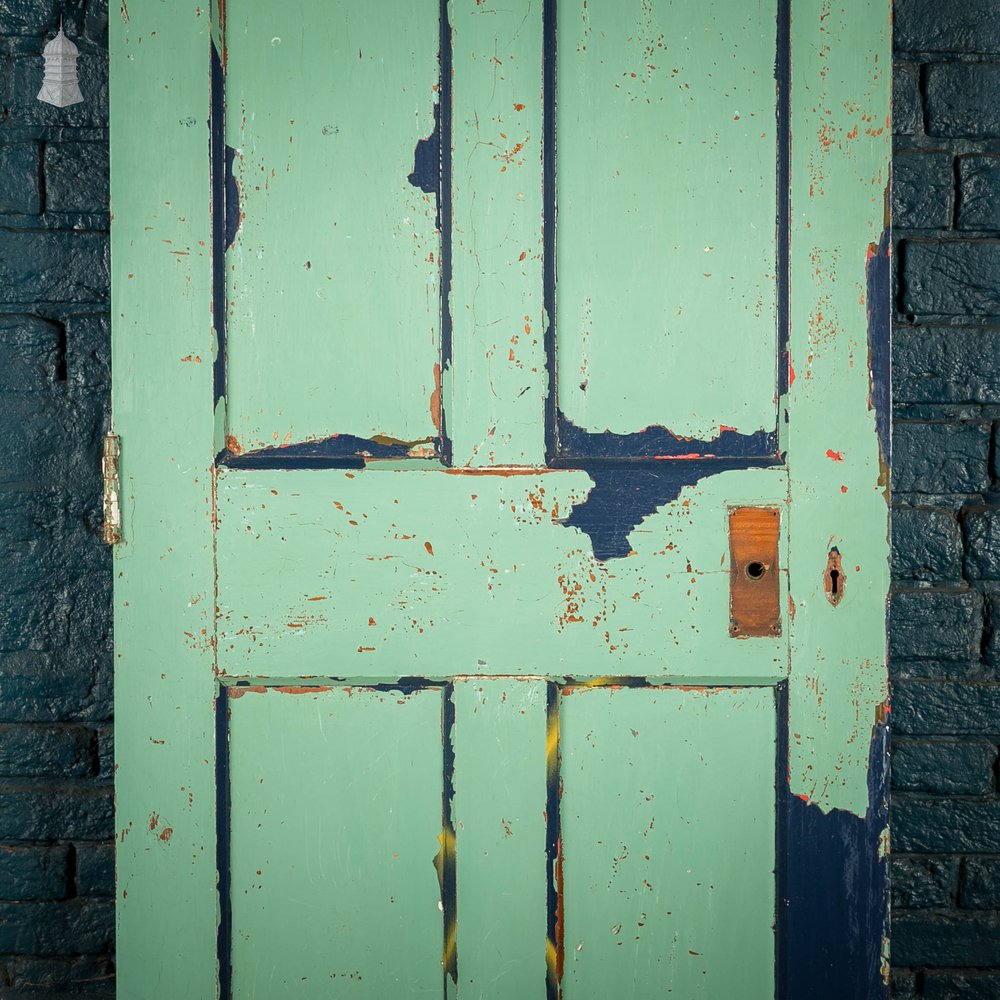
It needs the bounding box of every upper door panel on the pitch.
[553,0,780,459]
[224,1,443,457]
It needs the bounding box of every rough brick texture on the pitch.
[0,1,114,995]
[892,2,1000,993]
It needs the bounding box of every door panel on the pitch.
[227,685,445,997]
[554,0,779,450]
[448,0,548,468]
[224,0,442,455]
[559,685,776,999]
[215,466,787,680]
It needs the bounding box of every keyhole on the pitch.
[745,561,767,580]
[825,547,845,606]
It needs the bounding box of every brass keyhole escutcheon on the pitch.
[745,561,768,580]
[824,547,845,607]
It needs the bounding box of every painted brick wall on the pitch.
[890,0,1000,996]
[1,0,998,997]
[0,1,114,996]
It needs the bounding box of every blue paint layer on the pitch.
[866,228,891,465]
[408,103,441,231]
[210,41,227,403]
[778,720,889,999]
[217,432,437,469]
[555,411,778,461]
[563,458,781,560]
[224,145,241,251]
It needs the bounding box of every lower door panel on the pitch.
[222,681,777,999]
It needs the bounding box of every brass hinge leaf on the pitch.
[103,432,121,545]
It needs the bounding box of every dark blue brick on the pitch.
[0,492,71,651]
[965,508,1000,580]
[895,0,1000,54]
[44,143,109,216]
[892,507,963,582]
[0,231,109,307]
[961,858,1000,909]
[959,156,1000,231]
[891,972,918,998]
[892,422,991,493]
[893,739,997,794]
[892,659,992,681]
[987,595,1000,670]
[0,653,96,724]
[0,899,113,956]
[65,315,110,392]
[0,396,70,488]
[0,787,113,841]
[0,845,69,901]
[75,843,112,896]
[893,912,1000,966]
[893,681,1000,736]
[0,725,95,779]
[95,727,111,780]
[84,0,109,48]
[925,972,1000,999]
[893,328,1000,404]
[893,61,922,136]
[893,798,1000,852]
[0,144,40,215]
[893,152,953,230]
[926,63,1000,138]
[889,592,983,663]
[7,956,115,994]
[0,316,61,393]
[0,1,68,36]
[901,241,1000,319]
[891,855,958,908]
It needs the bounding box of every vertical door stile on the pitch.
[783,0,891,994]
[451,679,549,996]
[449,0,548,468]
[111,4,220,996]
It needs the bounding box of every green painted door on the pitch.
[110,1,891,997]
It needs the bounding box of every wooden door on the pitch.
[110,1,891,997]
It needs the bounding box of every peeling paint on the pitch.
[865,229,891,465]
[781,722,888,998]
[223,145,241,249]
[555,409,778,462]
[562,459,781,561]
[407,103,442,229]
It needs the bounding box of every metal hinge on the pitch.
[102,432,121,545]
